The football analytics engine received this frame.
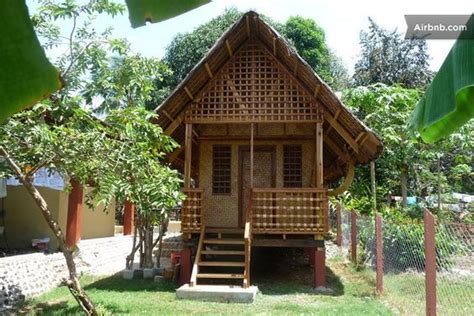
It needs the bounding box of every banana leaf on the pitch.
[125,0,211,28]
[409,15,474,143]
[0,0,62,122]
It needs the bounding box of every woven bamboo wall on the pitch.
[198,123,315,227]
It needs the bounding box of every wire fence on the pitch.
[332,203,474,316]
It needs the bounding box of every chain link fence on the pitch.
[334,205,474,316]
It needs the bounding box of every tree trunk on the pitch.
[142,216,154,269]
[401,164,408,208]
[0,147,97,316]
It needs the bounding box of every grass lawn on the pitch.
[19,252,394,315]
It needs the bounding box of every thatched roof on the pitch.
[154,11,382,180]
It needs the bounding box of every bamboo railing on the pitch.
[181,189,203,233]
[250,188,328,234]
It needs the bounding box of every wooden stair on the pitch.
[190,225,250,287]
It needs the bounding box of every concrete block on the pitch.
[122,269,143,280]
[143,268,155,279]
[154,275,166,282]
[176,284,258,303]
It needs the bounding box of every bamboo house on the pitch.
[155,11,382,290]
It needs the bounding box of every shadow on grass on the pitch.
[83,273,176,293]
[250,247,344,296]
[20,300,132,315]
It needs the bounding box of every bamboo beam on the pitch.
[162,110,173,122]
[246,15,251,37]
[225,40,233,57]
[315,121,323,187]
[184,86,194,101]
[204,63,213,78]
[325,112,359,154]
[184,123,192,188]
[164,112,184,135]
[314,84,321,98]
[328,162,355,196]
[324,136,351,163]
[168,146,184,163]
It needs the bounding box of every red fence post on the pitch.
[336,203,342,247]
[424,209,437,316]
[123,201,135,235]
[66,180,83,247]
[351,211,357,264]
[375,213,384,295]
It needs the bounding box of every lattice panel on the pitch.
[251,188,329,234]
[186,42,321,123]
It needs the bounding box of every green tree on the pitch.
[342,84,474,216]
[353,18,433,88]
[283,16,349,90]
[98,108,183,269]
[83,52,172,113]
[0,103,111,315]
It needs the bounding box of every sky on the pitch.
[29,0,474,74]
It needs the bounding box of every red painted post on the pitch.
[179,247,192,285]
[123,201,135,235]
[424,209,437,316]
[314,246,326,287]
[351,211,357,264]
[336,203,342,246]
[375,213,384,295]
[66,180,83,247]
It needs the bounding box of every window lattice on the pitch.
[186,42,321,123]
[283,145,302,187]
[212,145,231,194]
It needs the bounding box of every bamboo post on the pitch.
[184,123,192,189]
[315,121,323,188]
[375,213,383,295]
[351,211,357,264]
[250,123,254,188]
[336,202,342,246]
[424,209,437,316]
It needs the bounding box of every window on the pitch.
[212,145,231,194]
[283,145,303,187]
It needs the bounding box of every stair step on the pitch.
[201,250,245,255]
[206,227,244,234]
[199,261,245,267]
[196,273,245,279]
[203,239,245,245]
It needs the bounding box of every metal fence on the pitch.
[332,203,474,316]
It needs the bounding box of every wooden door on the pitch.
[239,146,275,227]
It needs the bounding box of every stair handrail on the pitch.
[243,188,253,288]
[189,224,206,287]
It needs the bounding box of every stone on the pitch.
[176,284,259,303]
[154,275,166,282]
